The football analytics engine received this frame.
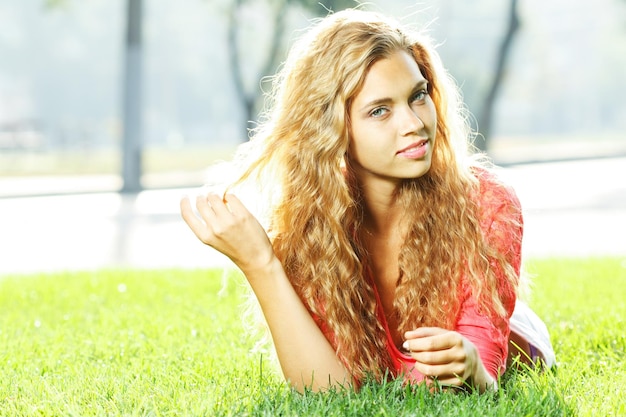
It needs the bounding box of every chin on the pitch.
[407,163,432,179]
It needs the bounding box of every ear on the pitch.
[344,128,353,160]
[345,111,353,139]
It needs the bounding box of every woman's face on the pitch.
[348,50,437,189]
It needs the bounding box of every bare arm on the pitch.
[180,193,350,392]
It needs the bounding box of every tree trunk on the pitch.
[476,0,519,152]
[227,0,287,142]
[121,0,143,192]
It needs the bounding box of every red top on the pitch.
[316,169,523,382]
[389,170,522,381]
[374,171,523,382]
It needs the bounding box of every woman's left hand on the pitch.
[403,327,495,391]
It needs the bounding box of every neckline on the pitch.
[365,264,415,362]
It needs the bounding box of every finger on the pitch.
[431,372,466,389]
[410,348,457,366]
[180,195,200,225]
[196,194,218,223]
[180,196,211,242]
[404,327,447,339]
[223,193,248,215]
[412,362,466,382]
[403,333,452,353]
[207,194,243,216]
[431,377,464,390]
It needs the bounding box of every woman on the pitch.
[181,9,553,393]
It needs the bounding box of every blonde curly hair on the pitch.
[227,9,518,382]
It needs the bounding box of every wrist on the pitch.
[240,253,289,295]
[470,361,498,392]
[238,249,279,277]
[464,338,498,392]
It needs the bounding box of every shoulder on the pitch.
[469,166,524,257]
[471,166,522,220]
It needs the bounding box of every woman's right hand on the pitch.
[180,193,275,274]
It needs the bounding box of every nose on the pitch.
[399,104,424,136]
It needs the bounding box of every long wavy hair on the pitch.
[226,9,519,381]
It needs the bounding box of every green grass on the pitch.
[1,258,625,416]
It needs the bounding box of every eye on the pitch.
[370,107,388,118]
[411,89,429,103]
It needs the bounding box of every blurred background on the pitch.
[1,0,625,274]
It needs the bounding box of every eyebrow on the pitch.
[359,79,429,113]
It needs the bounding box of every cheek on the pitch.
[427,101,438,126]
[346,131,375,165]
[347,123,366,151]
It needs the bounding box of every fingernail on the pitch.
[402,341,409,350]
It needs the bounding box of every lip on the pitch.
[397,139,429,158]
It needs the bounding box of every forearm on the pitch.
[180,194,350,391]
[455,294,509,391]
[241,257,350,392]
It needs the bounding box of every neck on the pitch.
[358,180,405,238]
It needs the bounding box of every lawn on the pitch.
[1,258,624,416]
